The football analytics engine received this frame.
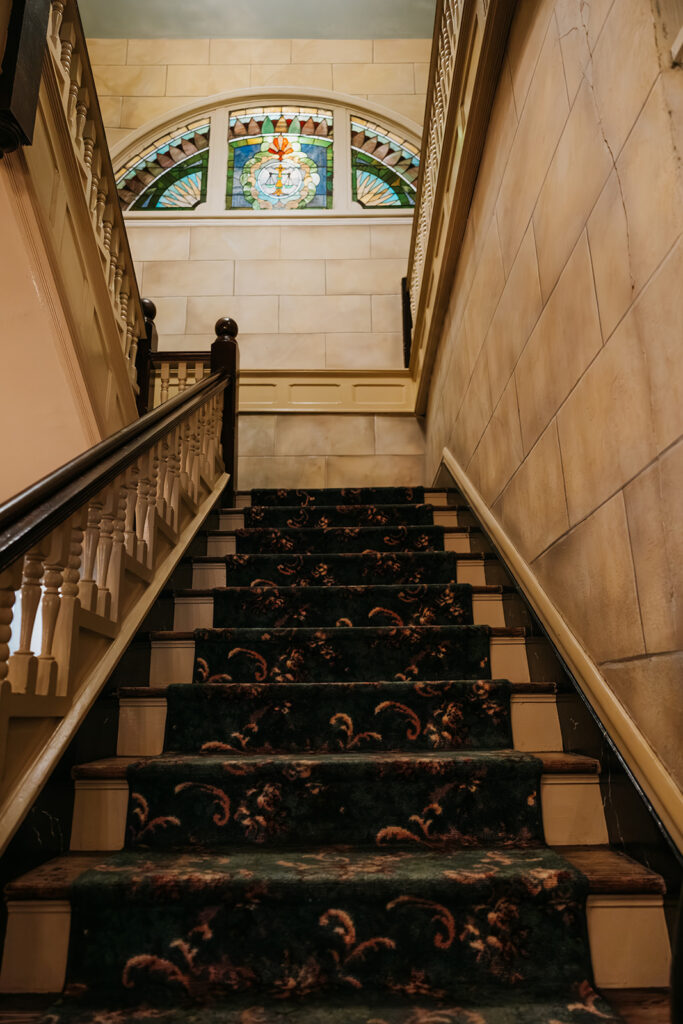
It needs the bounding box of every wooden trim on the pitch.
[439,445,683,854]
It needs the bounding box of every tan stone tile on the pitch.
[602,653,683,789]
[209,39,292,65]
[373,39,432,63]
[617,77,683,294]
[274,414,376,456]
[485,223,542,411]
[369,225,413,259]
[127,227,191,262]
[374,416,425,455]
[371,294,402,333]
[326,454,424,487]
[166,65,251,96]
[507,0,558,113]
[280,295,371,334]
[190,226,280,262]
[466,377,523,504]
[99,96,122,128]
[127,39,210,65]
[187,295,278,335]
[106,128,131,148]
[156,335,208,351]
[120,96,196,130]
[250,65,332,89]
[624,441,683,654]
[592,0,660,158]
[239,334,326,370]
[326,259,406,295]
[469,56,518,245]
[239,456,326,490]
[92,65,167,97]
[494,419,569,563]
[142,260,234,298]
[554,0,592,103]
[515,232,602,453]
[325,333,403,369]
[413,63,429,93]
[587,170,635,341]
[533,77,612,301]
[557,313,656,525]
[86,38,128,65]
[149,296,187,334]
[584,0,614,47]
[238,414,277,457]
[534,493,645,662]
[235,260,324,296]
[292,39,372,63]
[496,18,570,273]
[281,225,370,261]
[462,216,505,374]
[367,93,427,124]
[333,63,415,95]
[450,352,492,467]
[631,238,683,452]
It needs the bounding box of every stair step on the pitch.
[1,848,669,998]
[237,487,459,508]
[215,503,477,531]
[202,525,491,557]
[144,626,560,688]
[67,750,606,852]
[166,583,532,631]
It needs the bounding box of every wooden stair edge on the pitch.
[116,679,559,698]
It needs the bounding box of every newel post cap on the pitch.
[215,317,239,338]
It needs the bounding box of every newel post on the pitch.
[211,317,239,506]
[134,298,158,415]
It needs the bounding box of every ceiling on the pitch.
[79,0,437,39]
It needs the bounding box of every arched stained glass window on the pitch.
[227,106,333,210]
[350,117,420,208]
[116,119,210,211]
[114,99,420,215]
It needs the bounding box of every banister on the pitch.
[0,370,229,575]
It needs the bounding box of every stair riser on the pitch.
[1,892,670,995]
[204,532,488,558]
[217,509,478,530]
[191,558,512,589]
[117,692,563,757]
[148,636,558,687]
[69,769,603,852]
[172,592,533,631]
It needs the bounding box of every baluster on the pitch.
[95,489,116,618]
[127,322,138,382]
[66,52,82,128]
[0,567,21,692]
[8,548,45,693]
[106,482,127,622]
[78,500,102,612]
[177,361,188,393]
[75,86,89,150]
[36,530,70,694]
[163,426,181,531]
[59,21,76,78]
[123,464,139,557]
[189,410,201,502]
[53,520,83,697]
[160,362,170,404]
[83,122,96,171]
[50,0,66,49]
[135,456,151,564]
[156,435,169,521]
[144,446,159,569]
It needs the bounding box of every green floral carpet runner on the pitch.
[46,487,619,1022]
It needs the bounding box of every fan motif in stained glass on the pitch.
[350,118,420,208]
[227,108,333,210]
[116,121,210,211]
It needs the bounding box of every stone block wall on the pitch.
[425,0,682,784]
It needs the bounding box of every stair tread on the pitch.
[167,582,518,597]
[5,845,664,900]
[118,678,559,698]
[206,525,479,535]
[146,624,531,639]
[71,750,600,779]
[189,550,501,562]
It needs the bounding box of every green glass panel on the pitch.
[116,122,210,211]
[350,117,419,209]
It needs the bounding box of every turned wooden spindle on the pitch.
[9,548,45,693]
[211,317,240,507]
[95,490,116,618]
[0,568,20,689]
[79,501,102,612]
[36,531,70,693]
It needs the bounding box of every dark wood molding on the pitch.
[0,0,51,156]
[211,318,239,506]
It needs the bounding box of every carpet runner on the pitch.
[44,486,620,1022]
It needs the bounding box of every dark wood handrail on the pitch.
[0,370,229,575]
[149,350,211,363]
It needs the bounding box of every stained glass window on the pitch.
[350,117,420,208]
[227,107,333,210]
[116,120,210,211]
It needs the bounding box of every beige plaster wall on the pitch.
[425,0,682,784]
[0,161,99,503]
[239,413,425,489]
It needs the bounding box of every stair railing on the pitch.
[0,318,238,854]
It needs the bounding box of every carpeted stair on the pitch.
[4,484,662,1022]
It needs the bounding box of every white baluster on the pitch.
[144,447,158,569]
[36,530,70,694]
[95,489,116,618]
[8,549,45,693]
[123,464,139,558]
[53,521,83,697]
[106,482,126,622]
[78,501,102,613]
[135,456,151,564]
[160,362,170,404]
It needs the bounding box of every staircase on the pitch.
[0,484,671,1021]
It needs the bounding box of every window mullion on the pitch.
[204,106,229,214]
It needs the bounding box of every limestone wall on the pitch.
[425,0,682,784]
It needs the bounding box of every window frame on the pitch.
[112,88,422,220]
